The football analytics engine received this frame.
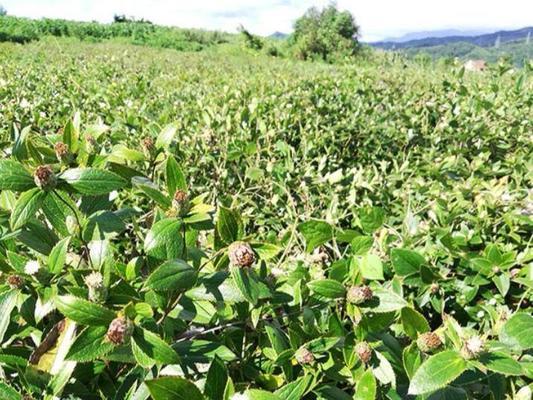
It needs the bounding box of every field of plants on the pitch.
[0,38,532,400]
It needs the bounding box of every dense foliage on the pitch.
[0,15,230,51]
[291,5,360,61]
[0,40,532,400]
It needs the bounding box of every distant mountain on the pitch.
[381,29,496,43]
[269,31,289,39]
[370,27,533,50]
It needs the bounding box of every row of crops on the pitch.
[0,40,531,399]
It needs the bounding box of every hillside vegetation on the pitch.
[0,18,532,400]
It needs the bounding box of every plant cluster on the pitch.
[0,41,531,399]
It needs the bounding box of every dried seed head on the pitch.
[7,274,23,289]
[346,285,373,305]
[228,241,256,268]
[295,348,314,365]
[85,271,107,302]
[33,165,57,190]
[24,260,40,276]
[54,142,73,164]
[171,189,190,216]
[462,336,485,359]
[106,317,133,345]
[355,342,372,364]
[417,332,442,353]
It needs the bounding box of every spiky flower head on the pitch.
[295,347,314,365]
[171,189,190,217]
[346,285,373,305]
[54,142,73,164]
[355,341,373,364]
[228,241,256,268]
[106,317,133,345]
[7,274,23,289]
[34,165,57,190]
[462,335,485,359]
[85,271,107,302]
[24,260,40,276]
[417,332,442,353]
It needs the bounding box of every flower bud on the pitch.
[66,215,79,236]
[355,341,372,364]
[462,335,485,359]
[346,285,373,305]
[171,189,190,217]
[416,332,442,353]
[85,135,99,154]
[295,347,314,365]
[142,137,156,158]
[430,283,440,294]
[34,165,57,191]
[228,241,255,268]
[106,317,133,345]
[54,142,74,165]
[7,274,23,289]
[84,271,108,302]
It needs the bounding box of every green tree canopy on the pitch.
[291,4,359,61]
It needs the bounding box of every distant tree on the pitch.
[0,4,7,16]
[238,25,263,50]
[291,4,359,61]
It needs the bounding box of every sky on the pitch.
[1,0,532,41]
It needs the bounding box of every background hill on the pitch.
[371,27,532,49]
[369,27,532,65]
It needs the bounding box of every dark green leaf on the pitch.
[298,219,333,253]
[10,188,45,230]
[55,295,115,326]
[66,326,115,362]
[500,313,533,350]
[145,376,203,400]
[391,249,425,276]
[307,279,346,299]
[144,218,184,261]
[408,351,467,395]
[132,327,180,366]
[0,160,35,192]
[165,155,187,195]
[144,259,197,292]
[60,168,126,195]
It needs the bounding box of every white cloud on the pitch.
[1,0,532,41]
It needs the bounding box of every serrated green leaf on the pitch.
[0,160,35,192]
[60,168,126,195]
[307,279,346,299]
[144,259,197,292]
[66,326,114,362]
[408,351,466,395]
[10,188,45,230]
[55,295,115,326]
[145,376,203,400]
[500,313,533,350]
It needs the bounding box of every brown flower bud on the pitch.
[142,137,156,157]
[106,317,133,345]
[346,285,373,305]
[355,341,372,364]
[85,135,99,154]
[417,332,442,353]
[54,142,73,164]
[228,241,255,268]
[295,347,314,365]
[7,274,23,289]
[33,165,57,190]
[171,189,190,217]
